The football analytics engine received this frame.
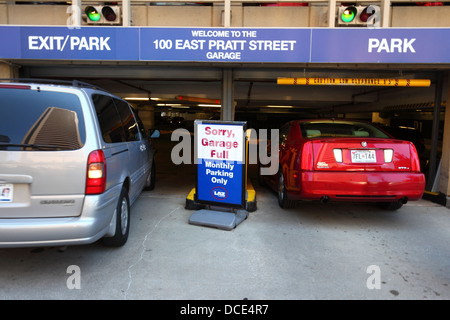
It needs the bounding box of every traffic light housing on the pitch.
[84,6,121,25]
[338,5,378,27]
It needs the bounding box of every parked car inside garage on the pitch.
[260,119,425,210]
[0,80,159,248]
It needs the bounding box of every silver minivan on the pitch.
[0,80,159,247]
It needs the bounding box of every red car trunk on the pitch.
[310,138,419,173]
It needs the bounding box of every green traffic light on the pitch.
[341,6,357,23]
[85,6,101,22]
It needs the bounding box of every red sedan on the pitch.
[260,119,425,210]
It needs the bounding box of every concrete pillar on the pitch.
[0,61,19,78]
[122,0,131,27]
[427,72,444,191]
[437,72,450,200]
[221,69,235,121]
[327,0,336,28]
[138,105,155,131]
[380,0,391,28]
[70,0,81,28]
[223,0,231,27]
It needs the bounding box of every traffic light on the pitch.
[84,6,121,25]
[338,5,379,27]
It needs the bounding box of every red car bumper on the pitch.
[288,171,425,202]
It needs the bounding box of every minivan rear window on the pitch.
[0,88,86,151]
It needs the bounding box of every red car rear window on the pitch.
[299,120,390,139]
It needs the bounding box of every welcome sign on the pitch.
[195,120,247,208]
[2,26,449,63]
[140,27,309,62]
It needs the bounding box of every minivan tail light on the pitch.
[86,150,106,194]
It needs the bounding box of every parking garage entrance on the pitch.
[0,25,449,200]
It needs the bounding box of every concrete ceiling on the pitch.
[14,60,445,118]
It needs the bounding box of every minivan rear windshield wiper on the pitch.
[0,143,71,150]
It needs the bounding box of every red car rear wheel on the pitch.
[277,169,296,209]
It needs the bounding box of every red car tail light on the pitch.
[333,148,343,163]
[301,141,314,171]
[409,143,421,172]
[86,150,107,194]
[383,149,394,163]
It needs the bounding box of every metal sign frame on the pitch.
[194,120,247,209]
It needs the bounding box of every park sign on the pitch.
[1,26,450,63]
[195,120,247,208]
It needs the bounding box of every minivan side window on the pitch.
[92,94,125,143]
[114,99,140,142]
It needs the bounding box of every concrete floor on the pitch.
[0,133,449,300]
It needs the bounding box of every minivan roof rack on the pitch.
[0,78,108,92]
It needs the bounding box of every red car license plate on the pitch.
[351,150,376,163]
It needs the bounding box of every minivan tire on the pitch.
[102,187,130,247]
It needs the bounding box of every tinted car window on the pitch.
[0,87,85,151]
[92,94,125,143]
[300,121,390,139]
[114,99,139,142]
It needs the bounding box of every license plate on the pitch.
[351,150,376,163]
[0,184,13,202]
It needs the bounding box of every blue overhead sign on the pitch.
[310,28,450,63]
[1,26,449,64]
[1,26,140,60]
[140,27,310,62]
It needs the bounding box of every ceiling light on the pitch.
[198,104,222,108]
[265,105,294,108]
[124,97,149,101]
[156,103,182,107]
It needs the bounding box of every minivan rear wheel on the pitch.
[102,187,130,247]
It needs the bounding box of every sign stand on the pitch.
[189,208,248,231]
[188,120,249,230]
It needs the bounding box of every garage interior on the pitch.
[7,60,446,195]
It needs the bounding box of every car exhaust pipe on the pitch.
[401,196,408,204]
[320,196,329,204]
